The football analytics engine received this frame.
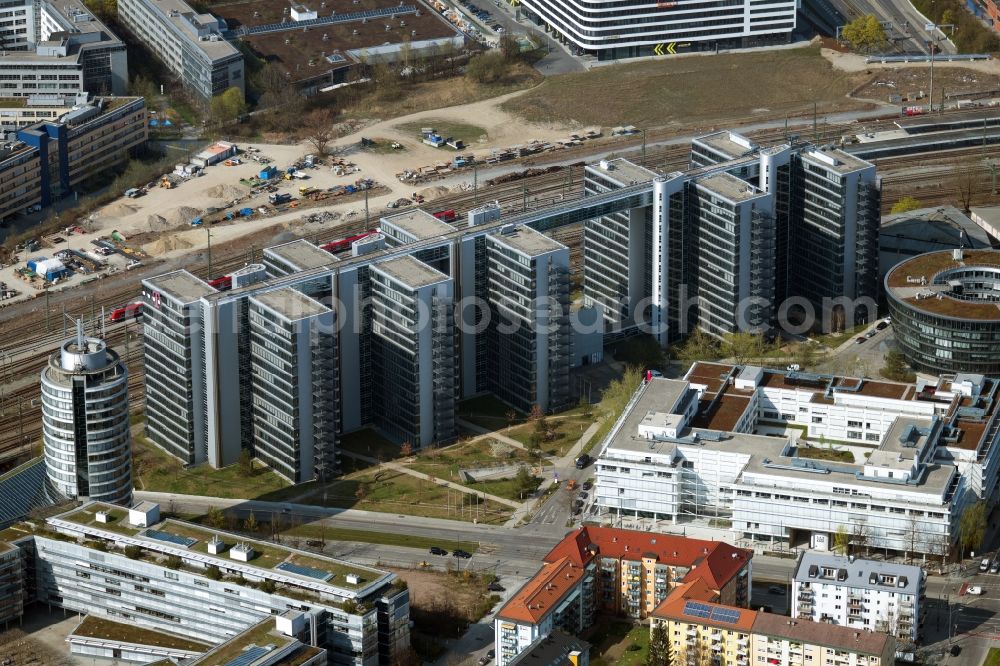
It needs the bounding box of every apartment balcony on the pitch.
[848,598,862,607]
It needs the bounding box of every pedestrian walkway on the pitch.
[456,418,531,452]
[339,450,523,509]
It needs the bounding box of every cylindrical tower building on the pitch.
[41,325,132,504]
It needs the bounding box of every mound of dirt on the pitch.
[417,185,450,201]
[146,214,170,232]
[203,183,249,200]
[102,202,138,218]
[143,234,193,257]
[270,231,298,245]
[162,206,202,227]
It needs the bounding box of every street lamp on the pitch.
[925,24,953,113]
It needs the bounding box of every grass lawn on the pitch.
[300,467,513,525]
[796,445,854,463]
[407,437,539,481]
[466,475,542,502]
[360,136,408,154]
[508,411,594,457]
[341,63,542,120]
[458,395,524,431]
[812,322,870,349]
[279,524,478,554]
[396,119,489,145]
[502,46,870,128]
[587,622,650,666]
[984,648,1000,666]
[133,434,290,499]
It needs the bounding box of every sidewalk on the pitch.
[339,450,523,509]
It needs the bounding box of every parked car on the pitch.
[767,585,785,595]
[582,480,593,491]
[981,558,991,572]
[478,657,491,666]
[575,454,592,469]
[487,581,505,592]
[950,645,962,657]
[865,329,877,338]
[876,321,889,331]
[855,337,866,344]
[990,560,999,574]
[578,491,588,499]
[487,650,495,659]
[430,546,448,556]
[453,549,473,559]
[967,585,984,595]
[786,364,801,372]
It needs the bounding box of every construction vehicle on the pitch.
[160,176,174,189]
[268,192,292,205]
[299,186,317,196]
[566,479,578,491]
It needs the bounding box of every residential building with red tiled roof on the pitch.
[651,575,895,666]
[493,527,751,666]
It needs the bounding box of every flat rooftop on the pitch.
[265,239,337,271]
[488,225,565,257]
[252,287,329,320]
[885,249,1000,320]
[187,619,294,665]
[148,0,241,61]
[695,171,766,202]
[587,158,658,185]
[694,131,757,159]
[45,0,120,40]
[51,502,386,592]
[144,270,216,303]
[70,615,210,652]
[373,254,449,289]
[381,209,454,241]
[801,148,872,175]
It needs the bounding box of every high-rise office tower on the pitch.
[40,324,132,504]
[370,256,457,447]
[485,225,572,413]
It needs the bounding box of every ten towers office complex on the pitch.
[40,326,132,505]
[141,132,879,481]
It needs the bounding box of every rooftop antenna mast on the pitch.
[76,317,84,350]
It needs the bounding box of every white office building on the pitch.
[517,0,796,60]
[793,553,924,654]
[40,326,132,505]
[117,0,243,99]
[593,362,1000,557]
[1,501,410,666]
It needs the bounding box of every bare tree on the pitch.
[305,108,336,156]
[949,163,984,213]
[851,521,871,557]
[904,516,921,565]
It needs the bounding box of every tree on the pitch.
[948,163,983,212]
[355,482,369,500]
[792,342,825,371]
[499,33,520,60]
[959,500,987,555]
[400,440,413,457]
[841,14,888,53]
[123,545,144,560]
[209,86,247,124]
[244,510,259,534]
[675,328,722,362]
[850,521,871,557]
[205,565,222,580]
[164,555,182,570]
[647,621,672,666]
[206,506,226,529]
[880,350,916,382]
[579,394,593,418]
[465,52,509,84]
[528,404,545,422]
[506,409,517,432]
[305,108,336,156]
[890,196,923,214]
[238,449,255,477]
[259,579,276,594]
[514,466,536,498]
[834,524,850,555]
[722,331,775,366]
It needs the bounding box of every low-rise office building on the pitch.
[0,95,145,220]
[0,0,127,98]
[792,553,924,654]
[0,500,410,665]
[117,0,243,99]
[494,526,751,666]
[594,362,1000,556]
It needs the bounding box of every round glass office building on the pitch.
[41,330,132,505]
[885,249,1000,376]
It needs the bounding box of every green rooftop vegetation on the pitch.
[72,615,211,652]
[189,619,292,665]
[0,98,28,108]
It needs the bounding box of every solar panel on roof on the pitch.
[143,529,197,548]
[275,561,333,581]
[223,646,270,666]
[682,601,711,619]
[710,607,741,624]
